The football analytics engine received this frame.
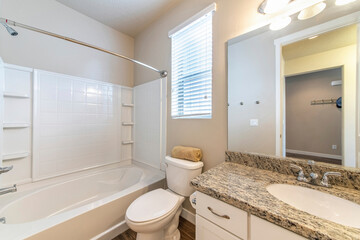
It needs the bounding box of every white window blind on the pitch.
[170,5,214,119]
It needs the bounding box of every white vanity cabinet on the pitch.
[196,215,242,240]
[250,215,306,240]
[195,191,306,240]
[196,191,247,240]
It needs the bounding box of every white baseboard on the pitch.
[91,220,129,240]
[181,208,196,225]
[286,149,342,160]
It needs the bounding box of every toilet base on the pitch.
[164,229,180,240]
[136,206,183,240]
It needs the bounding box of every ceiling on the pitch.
[282,24,357,61]
[56,0,181,37]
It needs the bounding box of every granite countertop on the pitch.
[191,162,360,240]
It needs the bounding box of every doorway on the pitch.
[285,68,343,165]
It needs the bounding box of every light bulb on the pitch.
[258,0,291,14]
[308,35,318,40]
[269,16,292,31]
[298,2,326,20]
[335,0,356,5]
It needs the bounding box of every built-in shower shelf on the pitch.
[122,103,134,107]
[122,122,134,126]
[122,141,134,145]
[2,152,29,161]
[3,92,30,98]
[3,123,31,129]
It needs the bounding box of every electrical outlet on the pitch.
[250,119,259,127]
[332,145,337,150]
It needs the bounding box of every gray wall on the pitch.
[286,68,342,156]
[0,0,134,86]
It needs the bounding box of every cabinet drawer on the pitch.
[196,192,248,240]
[196,215,242,240]
[251,215,307,240]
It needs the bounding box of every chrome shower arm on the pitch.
[0,17,167,78]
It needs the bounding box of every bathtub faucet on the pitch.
[0,184,17,196]
[0,217,5,224]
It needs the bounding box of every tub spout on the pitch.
[0,217,5,224]
[0,184,17,196]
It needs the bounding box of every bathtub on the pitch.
[0,162,165,240]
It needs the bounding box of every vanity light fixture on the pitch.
[258,0,292,14]
[308,35,318,39]
[335,0,356,5]
[269,16,292,30]
[298,1,326,20]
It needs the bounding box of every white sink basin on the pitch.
[266,184,360,229]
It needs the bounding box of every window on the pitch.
[169,4,215,119]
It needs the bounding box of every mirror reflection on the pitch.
[283,24,356,166]
[228,16,359,168]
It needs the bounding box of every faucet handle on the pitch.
[290,164,308,182]
[0,166,13,174]
[321,172,341,187]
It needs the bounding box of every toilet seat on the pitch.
[126,189,180,223]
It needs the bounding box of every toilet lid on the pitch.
[126,189,179,223]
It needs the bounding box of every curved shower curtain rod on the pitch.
[0,17,168,78]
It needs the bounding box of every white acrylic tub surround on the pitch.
[0,63,136,187]
[0,163,165,240]
[1,63,33,187]
[33,70,123,180]
[134,78,167,170]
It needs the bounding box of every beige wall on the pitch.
[285,44,357,167]
[134,0,269,173]
[286,68,342,156]
[0,0,134,86]
[134,1,271,214]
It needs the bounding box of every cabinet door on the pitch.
[251,215,307,240]
[196,192,248,240]
[196,215,242,240]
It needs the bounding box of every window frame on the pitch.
[169,3,216,119]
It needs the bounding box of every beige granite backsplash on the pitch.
[225,151,360,190]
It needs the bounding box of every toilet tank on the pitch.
[164,156,204,197]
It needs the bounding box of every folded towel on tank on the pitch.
[171,146,203,162]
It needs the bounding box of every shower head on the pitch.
[1,22,18,36]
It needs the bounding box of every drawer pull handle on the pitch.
[207,207,230,219]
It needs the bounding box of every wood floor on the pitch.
[113,217,195,240]
[286,152,342,165]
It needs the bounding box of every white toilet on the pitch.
[125,156,203,240]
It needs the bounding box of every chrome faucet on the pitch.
[0,217,5,224]
[0,165,13,174]
[309,171,341,187]
[0,184,17,196]
[290,164,308,182]
[291,164,341,188]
